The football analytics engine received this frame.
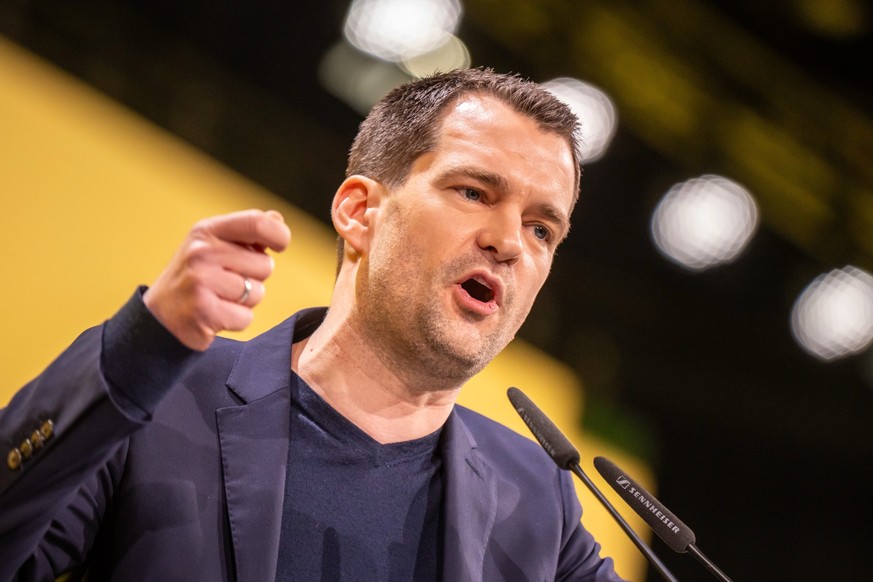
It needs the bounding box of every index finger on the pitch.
[198,209,291,252]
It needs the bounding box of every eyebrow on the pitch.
[437,165,508,191]
[437,164,571,242]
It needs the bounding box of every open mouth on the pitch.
[461,277,495,303]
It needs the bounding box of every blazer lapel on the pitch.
[441,410,498,582]
[217,390,290,582]
[215,309,326,582]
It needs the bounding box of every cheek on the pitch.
[515,260,552,305]
[528,254,554,286]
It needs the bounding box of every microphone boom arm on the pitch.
[594,455,734,582]
[567,461,680,582]
[507,387,679,582]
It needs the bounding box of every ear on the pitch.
[331,175,385,256]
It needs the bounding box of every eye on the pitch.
[532,224,551,242]
[459,187,483,202]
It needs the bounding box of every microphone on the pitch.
[593,457,694,553]
[594,456,733,582]
[506,387,678,582]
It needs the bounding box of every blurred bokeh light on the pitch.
[794,0,869,38]
[344,0,463,62]
[541,77,617,163]
[651,175,759,271]
[319,40,413,114]
[791,266,873,361]
[400,34,470,78]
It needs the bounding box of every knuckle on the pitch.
[182,268,209,293]
[257,253,274,278]
[223,309,253,332]
[190,220,211,241]
[182,239,212,266]
[251,214,270,242]
[191,286,216,314]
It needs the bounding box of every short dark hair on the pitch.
[347,67,581,191]
[337,68,582,271]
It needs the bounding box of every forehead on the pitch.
[428,94,577,210]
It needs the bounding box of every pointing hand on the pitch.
[143,209,291,351]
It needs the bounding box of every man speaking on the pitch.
[0,68,625,581]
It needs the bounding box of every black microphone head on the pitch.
[507,387,580,470]
[594,456,696,553]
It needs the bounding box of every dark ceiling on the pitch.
[3,0,872,579]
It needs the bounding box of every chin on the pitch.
[432,329,509,375]
[412,308,515,377]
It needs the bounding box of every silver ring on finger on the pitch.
[238,278,252,304]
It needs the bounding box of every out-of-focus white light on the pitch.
[319,41,413,115]
[541,77,617,163]
[344,0,463,62]
[400,35,470,78]
[651,175,759,271]
[791,266,873,361]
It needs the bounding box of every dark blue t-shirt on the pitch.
[275,374,443,581]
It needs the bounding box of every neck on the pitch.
[292,304,460,444]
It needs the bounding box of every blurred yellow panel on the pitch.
[0,36,336,390]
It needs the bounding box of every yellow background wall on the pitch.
[0,36,651,580]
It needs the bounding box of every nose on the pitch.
[477,209,523,263]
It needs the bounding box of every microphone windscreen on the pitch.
[507,387,580,470]
[594,456,696,552]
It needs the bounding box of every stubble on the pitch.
[354,240,523,390]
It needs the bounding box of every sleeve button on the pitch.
[40,420,54,440]
[7,448,22,470]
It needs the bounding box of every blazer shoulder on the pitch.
[453,404,559,472]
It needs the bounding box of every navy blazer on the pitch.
[0,301,623,581]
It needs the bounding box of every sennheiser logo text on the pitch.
[621,482,682,535]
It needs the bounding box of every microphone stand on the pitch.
[687,544,732,582]
[593,455,734,582]
[567,461,678,582]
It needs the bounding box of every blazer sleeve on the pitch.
[556,470,629,581]
[0,289,200,580]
